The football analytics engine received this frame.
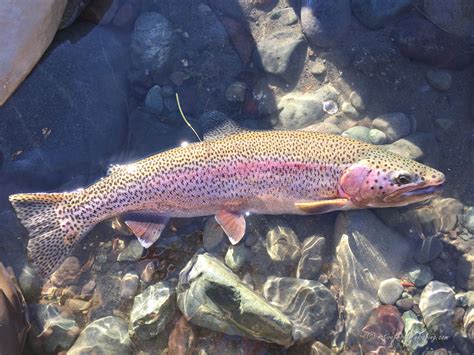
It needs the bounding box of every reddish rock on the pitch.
[51,256,81,287]
[359,305,404,353]
[168,316,197,355]
[220,16,255,65]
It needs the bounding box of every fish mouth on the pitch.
[383,182,444,203]
[398,183,444,198]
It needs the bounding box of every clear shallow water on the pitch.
[0,1,473,354]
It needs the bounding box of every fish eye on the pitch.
[395,173,412,185]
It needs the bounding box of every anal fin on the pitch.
[295,198,349,214]
[124,212,169,248]
[215,211,246,245]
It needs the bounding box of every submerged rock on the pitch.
[277,85,340,129]
[296,235,325,280]
[67,316,132,355]
[393,16,474,69]
[333,210,413,347]
[300,0,351,47]
[351,0,414,29]
[30,303,79,353]
[378,278,403,305]
[177,253,293,346]
[402,310,428,352]
[263,277,337,342]
[130,282,177,340]
[372,113,411,143]
[0,263,30,355]
[426,69,453,91]
[119,272,140,300]
[129,12,176,84]
[117,239,144,262]
[405,264,433,287]
[419,281,456,337]
[265,225,301,265]
[359,305,404,353]
[457,253,474,290]
[423,0,474,38]
[256,12,307,83]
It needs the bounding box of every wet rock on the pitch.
[393,16,474,69]
[396,297,414,311]
[359,305,404,353]
[129,12,176,85]
[144,85,164,113]
[310,341,332,354]
[431,197,464,233]
[225,81,247,103]
[225,244,251,272]
[310,60,327,76]
[0,0,68,105]
[324,115,357,131]
[456,291,474,308]
[297,236,325,280]
[372,113,411,143]
[342,126,371,143]
[256,27,306,83]
[117,239,144,262]
[333,210,413,347]
[453,331,474,355]
[68,316,132,355]
[51,256,81,287]
[269,7,298,26]
[278,85,340,129]
[130,281,177,340]
[465,308,474,341]
[0,23,128,200]
[462,207,474,233]
[302,122,342,135]
[405,264,433,287]
[457,253,474,290]
[368,129,387,145]
[266,225,301,265]
[30,303,79,353]
[349,91,366,112]
[0,263,29,355]
[81,280,96,298]
[383,133,439,165]
[177,253,293,346]
[202,217,227,254]
[351,0,414,29]
[378,278,403,305]
[426,69,452,91]
[119,272,140,299]
[415,236,444,264]
[66,298,91,312]
[423,0,474,38]
[402,310,428,352]
[60,0,91,28]
[140,261,158,284]
[300,0,351,47]
[419,281,456,337]
[263,277,337,342]
[168,316,197,355]
[18,264,42,302]
[341,102,359,119]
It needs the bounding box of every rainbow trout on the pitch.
[9,130,445,276]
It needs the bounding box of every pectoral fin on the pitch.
[215,211,246,245]
[124,213,170,248]
[295,198,349,214]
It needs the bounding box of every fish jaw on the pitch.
[338,153,446,208]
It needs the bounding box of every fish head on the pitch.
[338,149,445,208]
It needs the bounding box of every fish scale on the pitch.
[9,130,445,276]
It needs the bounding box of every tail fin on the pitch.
[9,192,89,277]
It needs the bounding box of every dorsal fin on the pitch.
[200,111,248,140]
